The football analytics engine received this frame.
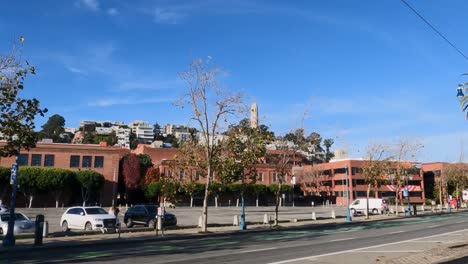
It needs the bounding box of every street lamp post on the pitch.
[3,144,20,247]
[240,185,246,230]
[405,176,411,217]
[345,165,351,222]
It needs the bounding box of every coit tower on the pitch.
[250,103,258,128]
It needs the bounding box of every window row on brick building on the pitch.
[16,153,105,169]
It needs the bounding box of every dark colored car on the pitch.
[123,205,177,228]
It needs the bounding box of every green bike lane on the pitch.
[2,212,468,264]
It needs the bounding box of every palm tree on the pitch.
[457,83,468,119]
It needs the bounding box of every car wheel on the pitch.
[62,221,70,232]
[126,218,133,228]
[372,209,379,215]
[147,219,155,228]
[85,222,93,231]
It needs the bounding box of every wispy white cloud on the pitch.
[108,8,119,16]
[88,97,174,107]
[75,0,100,12]
[119,79,183,91]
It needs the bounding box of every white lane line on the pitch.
[267,228,468,264]
[428,225,441,228]
[389,230,404,234]
[455,221,465,224]
[354,250,424,253]
[330,238,354,242]
[412,240,465,244]
[240,247,277,253]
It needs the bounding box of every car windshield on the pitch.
[85,208,108,215]
[0,213,28,222]
[145,206,157,214]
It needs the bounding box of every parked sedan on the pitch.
[60,206,118,232]
[0,212,35,235]
[124,205,177,228]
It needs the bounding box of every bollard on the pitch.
[198,216,203,228]
[233,215,239,226]
[42,221,49,237]
[34,214,45,246]
[331,210,336,219]
[263,214,269,224]
[292,218,298,223]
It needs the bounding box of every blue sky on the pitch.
[1,0,467,162]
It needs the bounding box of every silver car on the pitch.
[0,205,8,213]
[0,212,36,235]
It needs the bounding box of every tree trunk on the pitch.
[236,198,239,207]
[366,184,370,219]
[201,167,211,232]
[256,198,259,207]
[456,184,459,211]
[56,200,59,209]
[190,195,193,208]
[215,195,218,208]
[274,183,281,226]
[28,195,33,208]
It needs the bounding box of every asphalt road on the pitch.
[3,212,468,264]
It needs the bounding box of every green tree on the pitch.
[457,83,468,119]
[179,180,202,208]
[37,168,76,208]
[18,167,43,208]
[0,166,10,205]
[76,170,104,206]
[252,184,267,207]
[82,131,96,144]
[160,174,179,206]
[153,123,163,140]
[144,182,161,203]
[444,163,468,207]
[0,37,48,157]
[39,114,65,142]
[178,57,243,232]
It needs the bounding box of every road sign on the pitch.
[10,163,17,185]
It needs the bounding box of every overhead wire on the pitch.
[400,0,468,61]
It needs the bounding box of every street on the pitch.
[2,212,468,263]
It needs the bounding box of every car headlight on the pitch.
[94,218,103,222]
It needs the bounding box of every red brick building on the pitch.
[0,142,127,206]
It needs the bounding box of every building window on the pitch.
[333,168,346,174]
[18,154,28,166]
[195,171,201,181]
[167,170,172,177]
[70,155,80,168]
[179,170,184,180]
[31,154,42,166]
[44,154,55,167]
[272,172,278,182]
[351,167,362,175]
[258,172,264,182]
[94,156,104,168]
[82,156,92,168]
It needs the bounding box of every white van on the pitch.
[350,198,388,215]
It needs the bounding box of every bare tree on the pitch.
[387,138,423,216]
[267,141,295,226]
[362,144,391,219]
[178,57,243,232]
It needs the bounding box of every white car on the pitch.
[0,212,35,235]
[60,206,118,232]
[0,205,8,213]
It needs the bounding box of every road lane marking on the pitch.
[240,247,277,253]
[268,228,468,264]
[354,250,424,253]
[428,225,441,228]
[455,221,465,224]
[389,230,404,234]
[413,240,465,243]
[330,238,354,242]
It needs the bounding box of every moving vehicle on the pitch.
[0,212,35,235]
[60,206,118,232]
[124,204,177,228]
[350,198,388,215]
